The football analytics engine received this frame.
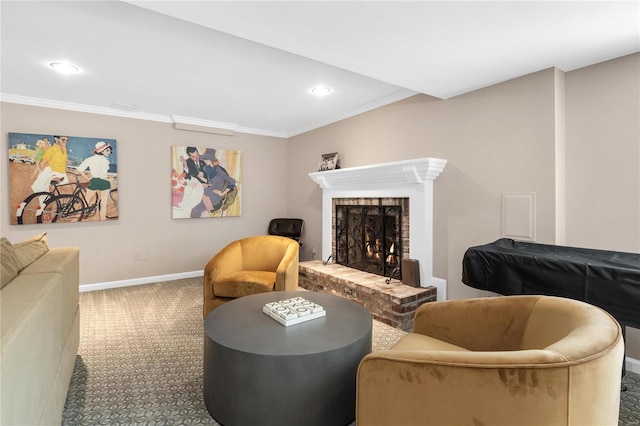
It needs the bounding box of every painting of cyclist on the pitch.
[77,141,113,221]
[190,148,237,218]
[31,135,69,205]
[30,137,51,178]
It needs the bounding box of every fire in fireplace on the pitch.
[335,203,402,279]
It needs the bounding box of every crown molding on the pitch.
[0,93,288,138]
[0,93,172,122]
[0,90,416,139]
[1,89,416,139]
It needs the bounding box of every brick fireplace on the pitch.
[301,158,447,330]
[308,157,447,298]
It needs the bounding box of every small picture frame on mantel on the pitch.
[318,152,339,171]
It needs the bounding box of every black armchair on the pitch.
[268,218,304,246]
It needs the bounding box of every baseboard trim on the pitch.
[627,356,640,375]
[80,270,204,293]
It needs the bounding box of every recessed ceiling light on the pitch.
[48,62,81,75]
[310,85,332,97]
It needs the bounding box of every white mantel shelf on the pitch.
[308,157,447,190]
[309,157,448,301]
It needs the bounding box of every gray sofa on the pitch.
[1,235,79,425]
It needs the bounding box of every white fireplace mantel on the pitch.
[309,157,448,301]
[308,157,447,190]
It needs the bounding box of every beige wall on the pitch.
[566,53,640,252]
[289,68,559,300]
[0,104,290,284]
[565,53,640,361]
[288,55,640,359]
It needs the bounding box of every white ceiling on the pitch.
[1,1,638,138]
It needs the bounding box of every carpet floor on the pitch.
[62,277,640,425]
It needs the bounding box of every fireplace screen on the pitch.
[335,204,402,279]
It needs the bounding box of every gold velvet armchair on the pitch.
[356,295,624,426]
[203,235,299,318]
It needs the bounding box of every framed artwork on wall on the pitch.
[318,152,339,171]
[9,132,118,225]
[171,146,242,219]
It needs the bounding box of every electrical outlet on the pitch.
[312,246,317,259]
[132,251,149,262]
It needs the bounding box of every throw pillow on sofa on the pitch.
[1,238,18,289]
[13,233,49,271]
[1,233,50,288]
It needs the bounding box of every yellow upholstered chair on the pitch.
[356,295,624,426]
[203,235,299,318]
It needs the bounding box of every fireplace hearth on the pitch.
[298,261,436,330]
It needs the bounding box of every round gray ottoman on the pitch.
[203,291,372,426]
